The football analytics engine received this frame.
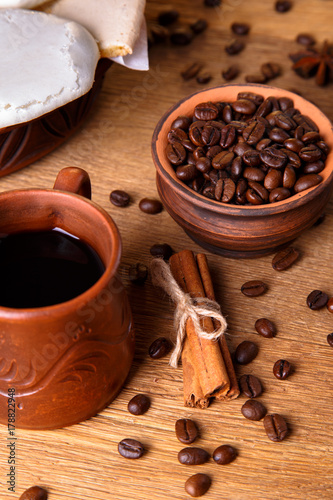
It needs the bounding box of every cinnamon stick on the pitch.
[196,254,240,401]
[169,250,232,407]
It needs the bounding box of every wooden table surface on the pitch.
[1,1,333,498]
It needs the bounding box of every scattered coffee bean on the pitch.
[181,62,203,80]
[239,374,263,398]
[241,399,267,421]
[241,280,267,297]
[261,62,281,80]
[327,297,333,313]
[118,438,144,459]
[235,340,259,364]
[185,473,211,497]
[327,333,333,347]
[175,418,199,444]
[213,444,237,464]
[273,359,292,380]
[225,39,245,55]
[128,263,148,285]
[204,0,221,6]
[19,486,48,500]
[158,9,179,26]
[196,73,212,84]
[148,23,169,45]
[296,33,316,46]
[150,243,173,260]
[190,19,208,35]
[231,22,250,35]
[263,414,288,441]
[306,289,329,310]
[272,247,300,271]
[110,189,131,207]
[275,0,292,12]
[139,198,163,214]
[178,447,210,465]
[170,28,194,45]
[127,394,150,415]
[149,337,172,359]
[245,74,267,84]
[222,64,239,81]
[255,318,276,338]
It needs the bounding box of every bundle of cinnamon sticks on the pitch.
[169,250,239,408]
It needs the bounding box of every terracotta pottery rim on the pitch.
[152,83,333,216]
[0,188,121,317]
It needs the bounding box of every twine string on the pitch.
[150,258,227,368]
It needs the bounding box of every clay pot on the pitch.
[152,84,333,258]
[0,167,134,429]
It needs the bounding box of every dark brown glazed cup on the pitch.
[152,84,333,258]
[0,58,112,178]
[0,167,134,429]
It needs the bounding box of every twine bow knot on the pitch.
[150,258,227,368]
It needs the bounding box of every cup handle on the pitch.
[53,167,92,199]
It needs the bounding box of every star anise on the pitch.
[289,40,333,86]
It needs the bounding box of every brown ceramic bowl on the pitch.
[152,84,333,258]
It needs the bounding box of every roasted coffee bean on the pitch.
[202,124,220,146]
[189,126,206,147]
[190,18,208,35]
[283,165,296,189]
[178,447,210,465]
[299,144,322,162]
[149,337,172,359]
[196,157,211,174]
[235,340,259,364]
[110,189,131,207]
[278,96,294,111]
[196,73,212,84]
[284,138,304,153]
[230,120,249,133]
[170,28,194,45]
[215,177,236,202]
[269,187,291,202]
[275,0,292,12]
[222,64,239,81]
[185,473,211,498]
[128,394,151,415]
[296,33,316,46]
[235,178,248,204]
[275,112,296,131]
[244,166,265,182]
[212,150,234,169]
[207,145,222,159]
[230,156,243,180]
[255,318,276,338]
[175,418,199,444]
[243,121,265,145]
[303,160,325,174]
[149,23,169,44]
[327,298,333,313]
[247,181,269,204]
[238,92,264,106]
[220,124,237,148]
[176,164,198,182]
[118,438,144,459]
[264,169,283,190]
[294,113,319,132]
[225,39,245,55]
[182,140,197,153]
[260,147,288,169]
[316,140,330,156]
[302,131,321,144]
[327,333,333,347]
[168,128,188,144]
[272,247,300,271]
[150,243,173,260]
[181,62,203,80]
[171,115,192,130]
[213,444,237,464]
[261,62,281,79]
[306,289,329,310]
[269,127,289,143]
[231,22,250,35]
[166,142,186,165]
[128,263,148,285]
[256,138,272,151]
[263,414,288,442]
[194,101,219,121]
[241,280,267,297]
[231,99,257,115]
[158,9,179,26]
[273,359,292,380]
[294,174,322,193]
[245,74,267,84]
[193,146,206,161]
[222,104,233,123]
[19,486,48,500]
[139,198,163,214]
[202,185,215,199]
[243,149,261,167]
[239,374,263,398]
[241,399,267,421]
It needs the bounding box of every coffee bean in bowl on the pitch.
[152,85,333,258]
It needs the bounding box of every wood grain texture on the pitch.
[1,1,333,498]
